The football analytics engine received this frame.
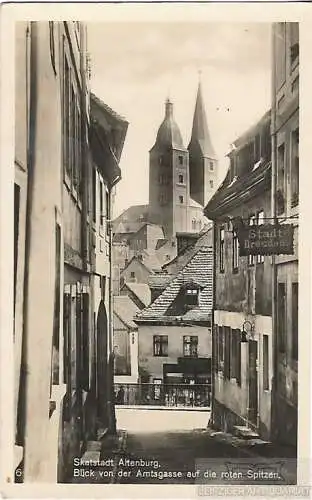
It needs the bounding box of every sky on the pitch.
[87,22,272,218]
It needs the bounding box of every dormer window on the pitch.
[185,287,199,306]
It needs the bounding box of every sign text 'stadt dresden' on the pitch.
[238,224,294,256]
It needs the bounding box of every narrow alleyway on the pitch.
[70,409,297,485]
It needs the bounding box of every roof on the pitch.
[189,197,205,209]
[113,204,149,231]
[141,250,162,272]
[188,81,217,159]
[123,282,151,308]
[113,295,140,330]
[135,246,213,323]
[115,221,147,235]
[163,226,213,274]
[228,109,271,154]
[152,99,185,150]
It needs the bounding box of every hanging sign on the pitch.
[238,223,295,256]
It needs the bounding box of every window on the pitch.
[130,271,135,279]
[92,167,96,223]
[192,219,196,230]
[209,161,214,171]
[159,156,164,166]
[219,228,225,273]
[99,180,104,226]
[292,283,298,361]
[179,174,184,184]
[218,327,224,371]
[209,180,214,188]
[275,23,286,90]
[183,336,198,357]
[224,327,231,379]
[248,215,256,266]
[263,335,269,390]
[289,22,299,67]
[179,155,183,165]
[179,195,184,204]
[257,211,265,263]
[291,128,299,208]
[153,335,168,356]
[277,283,286,353]
[232,230,239,272]
[277,144,285,215]
[185,287,199,306]
[63,56,70,177]
[230,329,241,384]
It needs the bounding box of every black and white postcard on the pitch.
[0,2,311,498]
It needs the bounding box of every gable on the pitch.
[137,246,213,321]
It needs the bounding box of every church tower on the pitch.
[149,99,190,240]
[188,81,218,207]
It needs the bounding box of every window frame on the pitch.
[183,335,198,358]
[153,335,168,357]
[219,227,225,273]
[232,229,239,273]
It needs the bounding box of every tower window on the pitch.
[179,195,184,204]
[210,180,214,188]
[179,156,183,165]
[178,174,184,184]
[210,161,214,171]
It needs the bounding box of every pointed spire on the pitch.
[189,79,216,159]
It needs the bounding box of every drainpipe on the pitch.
[271,23,278,441]
[107,174,120,434]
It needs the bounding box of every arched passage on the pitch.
[96,300,108,426]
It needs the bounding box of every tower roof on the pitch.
[189,81,216,159]
[153,98,184,149]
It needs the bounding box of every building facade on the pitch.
[14,22,128,483]
[271,22,299,446]
[205,111,273,440]
[135,230,214,396]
